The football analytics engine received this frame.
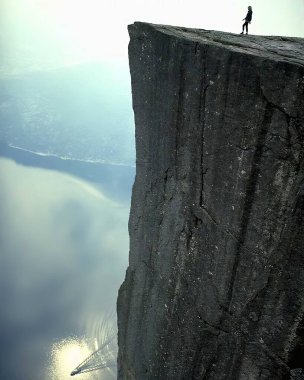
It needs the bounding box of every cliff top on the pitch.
[129,22,304,66]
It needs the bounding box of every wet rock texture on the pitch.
[117,23,304,379]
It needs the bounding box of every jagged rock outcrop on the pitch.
[117,23,304,379]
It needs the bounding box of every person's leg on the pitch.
[245,22,248,34]
[241,22,246,33]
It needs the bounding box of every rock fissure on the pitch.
[227,102,275,311]
[175,52,187,177]
[198,46,209,208]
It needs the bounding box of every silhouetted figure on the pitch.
[241,6,253,34]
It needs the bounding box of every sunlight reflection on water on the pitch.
[0,158,129,379]
[48,337,97,380]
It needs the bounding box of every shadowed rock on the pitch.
[117,22,304,380]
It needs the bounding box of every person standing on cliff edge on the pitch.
[241,6,253,34]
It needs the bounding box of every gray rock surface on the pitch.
[117,22,304,379]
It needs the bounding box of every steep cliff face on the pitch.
[117,23,304,379]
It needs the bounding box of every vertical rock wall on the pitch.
[117,23,304,379]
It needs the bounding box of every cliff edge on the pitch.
[117,22,304,379]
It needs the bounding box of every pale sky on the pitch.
[1,0,303,75]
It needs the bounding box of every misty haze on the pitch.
[0,62,135,379]
[1,0,303,379]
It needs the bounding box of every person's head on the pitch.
[248,6,252,11]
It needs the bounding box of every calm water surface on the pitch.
[0,152,134,379]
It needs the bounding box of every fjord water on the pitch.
[0,63,134,379]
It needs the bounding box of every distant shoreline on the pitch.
[0,142,135,204]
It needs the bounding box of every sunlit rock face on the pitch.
[117,22,304,379]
